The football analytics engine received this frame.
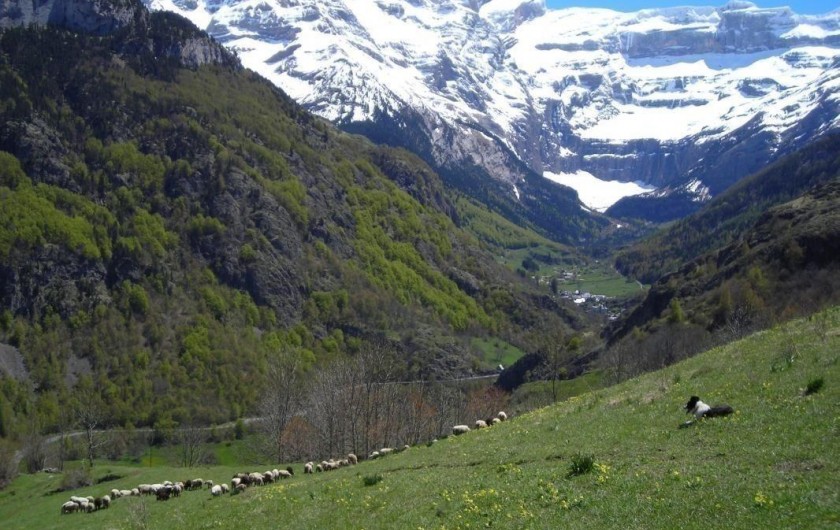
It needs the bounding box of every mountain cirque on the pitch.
[145,0,840,218]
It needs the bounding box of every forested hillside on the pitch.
[601,178,840,380]
[0,3,591,440]
[614,134,840,284]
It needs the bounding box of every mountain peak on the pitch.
[480,0,545,29]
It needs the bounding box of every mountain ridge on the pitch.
[145,0,840,222]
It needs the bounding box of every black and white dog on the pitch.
[684,395,734,421]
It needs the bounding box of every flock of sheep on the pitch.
[59,411,507,515]
[60,479,213,514]
[453,410,508,435]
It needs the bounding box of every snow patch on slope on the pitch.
[544,171,656,212]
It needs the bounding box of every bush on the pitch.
[363,474,383,487]
[568,453,594,477]
[804,377,824,396]
[60,466,93,491]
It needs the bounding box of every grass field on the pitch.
[2,309,838,529]
[471,337,526,369]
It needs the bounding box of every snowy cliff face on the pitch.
[144,0,840,218]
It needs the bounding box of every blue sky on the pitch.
[544,0,838,15]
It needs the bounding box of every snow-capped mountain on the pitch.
[145,0,840,221]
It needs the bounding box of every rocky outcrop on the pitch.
[0,0,234,69]
[0,0,144,34]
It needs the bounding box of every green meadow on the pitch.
[2,309,838,529]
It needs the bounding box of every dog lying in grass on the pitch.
[680,396,734,427]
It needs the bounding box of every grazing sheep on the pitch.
[233,483,247,495]
[453,425,470,435]
[316,464,324,473]
[131,488,140,496]
[286,466,294,476]
[94,495,111,510]
[304,462,313,474]
[347,454,357,465]
[156,486,172,501]
[61,501,78,514]
[110,489,121,499]
[475,420,487,429]
[369,451,380,460]
[138,484,153,496]
[491,418,501,425]
[211,485,223,497]
[379,447,394,456]
[205,480,214,489]
[277,470,292,479]
[232,477,242,488]
[221,483,230,494]
[497,411,507,421]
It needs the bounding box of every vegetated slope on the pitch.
[0,4,590,437]
[601,178,840,380]
[615,133,840,284]
[2,309,838,529]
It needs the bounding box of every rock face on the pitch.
[144,0,840,221]
[0,0,235,69]
[0,0,143,34]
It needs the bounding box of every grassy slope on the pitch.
[3,309,838,529]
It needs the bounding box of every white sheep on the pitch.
[347,454,357,465]
[475,419,487,429]
[61,501,78,514]
[369,451,380,460]
[316,464,324,472]
[379,447,394,456]
[210,484,223,497]
[277,469,292,479]
[110,488,121,499]
[221,483,230,494]
[497,411,507,421]
[491,417,501,425]
[304,462,314,474]
[452,425,470,435]
[131,488,140,496]
[232,477,242,488]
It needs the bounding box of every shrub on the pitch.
[60,466,93,491]
[804,377,824,396]
[568,453,595,477]
[363,474,383,487]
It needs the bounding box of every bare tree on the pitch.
[21,416,46,474]
[74,384,109,468]
[542,331,578,403]
[176,423,207,468]
[258,348,309,462]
